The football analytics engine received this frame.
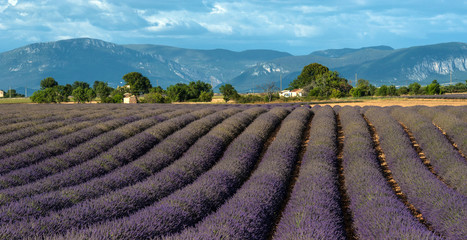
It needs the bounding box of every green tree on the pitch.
[352,79,375,97]
[150,86,166,94]
[5,89,25,98]
[290,63,330,89]
[40,77,58,90]
[408,82,422,95]
[30,89,49,103]
[426,80,441,95]
[93,81,113,102]
[198,91,213,102]
[55,85,70,102]
[144,92,166,103]
[219,84,239,102]
[330,89,343,98]
[63,84,73,97]
[387,85,398,96]
[350,88,362,97]
[86,89,96,102]
[110,89,124,103]
[166,83,189,102]
[376,85,388,96]
[398,86,409,95]
[188,81,212,100]
[30,87,66,103]
[123,72,152,95]
[303,71,352,98]
[72,81,90,90]
[72,87,87,103]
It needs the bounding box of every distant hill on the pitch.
[0,38,466,93]
[335,43,467,86]
[0,38,193,91]
[124,44,292,90]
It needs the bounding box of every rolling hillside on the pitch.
[0,38,466,93]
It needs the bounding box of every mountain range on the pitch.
[1,38,466,94]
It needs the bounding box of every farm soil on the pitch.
[323,98,466,107]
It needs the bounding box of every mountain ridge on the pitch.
[1,38,466,93]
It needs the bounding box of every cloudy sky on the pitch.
[0,0,466,55]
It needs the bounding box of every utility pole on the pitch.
[280,74,282,90]
[355,73,357,87]
[25,87,27,98]
[9,86,11,98]
[450,71,452,85]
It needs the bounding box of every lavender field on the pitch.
[0,103,465,240]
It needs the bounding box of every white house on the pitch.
[280,89,304,98]
[123,93,137,104]
[0,90,4,98]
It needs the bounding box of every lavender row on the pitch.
[0,118,101,160]
[0,108,217,208]
[0,109,190,190]
[0,110,111,147]
[0,112,147,174]
[391,107,467,195]
[0,106,108,135]
[272,105,346,239]
[160,107,310,240]
[0,109,140,160]
[0,107,248,238]
[70,107,288,240]
[0,106,166,160]
[417,106,467,156]
[0,108,210,223]
[0,114,61,135]
[365,107,467,239]
[340,106,439,239]
[444,106,467,122]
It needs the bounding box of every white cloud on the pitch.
[293,24,320,37]
[199,23,233,34]
[292,5,337,14]
[8,0,17,6]
[210,3,226,14]
[0,0,466,55]
[89,0,111,11]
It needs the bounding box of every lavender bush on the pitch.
[0,108,218,207]
[0,114,145,174]
[159,107,310,240]
[272,105,346,240]
[391,107,467,195]
[417,106,467,155]
[365,107,467,239]
[339,106,440,239]
[0,109,191,189]
[67,107,288,239]
[0,107,252,238]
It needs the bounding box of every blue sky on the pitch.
[0,0,466,55]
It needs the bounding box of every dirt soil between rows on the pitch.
[323,98,466,107]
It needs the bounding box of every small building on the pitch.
[123,93,137,104]
[0,90,4,98]
[280,89,304,98]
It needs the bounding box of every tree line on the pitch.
[0,89,25,98]
[30,72,214,104]
[29,65,467,104]
[287,63,467,99]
